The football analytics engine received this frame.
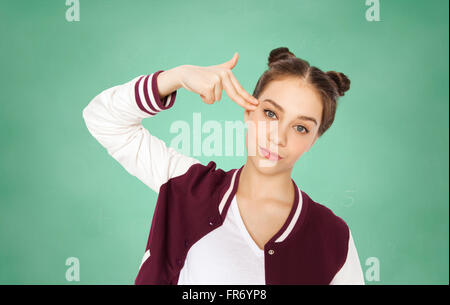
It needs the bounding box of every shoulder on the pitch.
[301,190,350,241]
[161,160,236,202]
[167,160,229,187]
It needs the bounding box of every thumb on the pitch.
[218,52,239,70]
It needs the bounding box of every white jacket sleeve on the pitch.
[329,230,365,285]
[82,71,201,194]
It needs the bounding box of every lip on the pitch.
[258,146,283,161]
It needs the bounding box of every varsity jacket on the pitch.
[82,70,364,285]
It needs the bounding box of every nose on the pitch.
[268,120,287,147]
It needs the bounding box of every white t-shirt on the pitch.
[177,193,364,285]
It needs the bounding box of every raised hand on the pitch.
[177,52,259,110]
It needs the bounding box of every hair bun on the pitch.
[268,47,296,68]
[326,71,350,97]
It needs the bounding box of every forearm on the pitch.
[156,65,185,99]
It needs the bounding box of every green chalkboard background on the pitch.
[0,0,448,284]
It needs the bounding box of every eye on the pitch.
[296,125,309,134]
[263,109,277,119]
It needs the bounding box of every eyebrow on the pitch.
[262,99,318,126]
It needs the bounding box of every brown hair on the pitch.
[252,47,350,137]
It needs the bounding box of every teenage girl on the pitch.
[83,47,365,285]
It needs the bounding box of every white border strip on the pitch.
[218,169,238,215]
[137,75,156,115]
[138,249,151,271]
[147,73,164,112]
[275,187,303,243]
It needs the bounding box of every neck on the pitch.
[237,159,294,203]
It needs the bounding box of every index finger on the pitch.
[227,71,259,106]
[222,74,258,111]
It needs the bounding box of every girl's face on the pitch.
[244,77,322,173]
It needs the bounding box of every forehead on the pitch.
[260,77,323,120]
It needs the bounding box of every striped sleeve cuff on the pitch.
[134,70,177,116]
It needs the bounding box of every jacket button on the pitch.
[176,259,182,266]
[268,249,275,255]
[184,240,189,248]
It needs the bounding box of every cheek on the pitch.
[287,137,310,158]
